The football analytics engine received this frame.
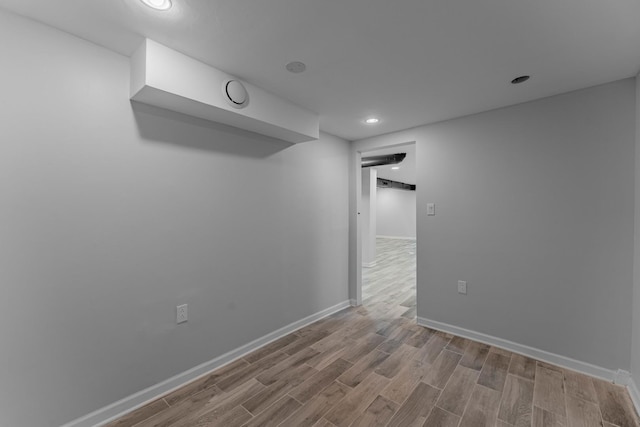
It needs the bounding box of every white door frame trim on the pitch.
[351,141,417,307]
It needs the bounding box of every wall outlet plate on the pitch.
[177,304,188,324]
[458,281,467,295]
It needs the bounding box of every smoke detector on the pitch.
[222,79,249,109]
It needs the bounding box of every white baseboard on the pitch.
[417,316,617,382]
[61,300,351,427]
[350,299,360,307]
[628,378,640,417]
[376,235,416,241]
[362,261,377,268]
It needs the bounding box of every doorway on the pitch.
[355,142,417,318]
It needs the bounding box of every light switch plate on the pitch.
[177,304,188,324]
[427,203,435,216]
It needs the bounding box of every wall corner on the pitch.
[631,72,640,381]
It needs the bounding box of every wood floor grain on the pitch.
[107,238,639,427]
[592,378,640,427]
[280,381,348,427]
[437,365,480,416]
[350,395,398,427]
[460,341,491,371]
[380,358,430,404]
[532,406,566,427]
[565,395,602,427]
[533,365,567,418]
[289,358,353,404]
[425,407,462,427]
[458,385,502,427]
[564,369,598,404]
[337,350,389,388]
[508,354,536,382]
[324,373,390,427]
[477,352,510,392]
[497,374,533,426]
[386,382,440,427]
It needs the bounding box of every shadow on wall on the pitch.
[131,102,294,158]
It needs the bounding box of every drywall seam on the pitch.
[61,300,351,427]
[417,316,617,382]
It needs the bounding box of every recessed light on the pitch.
[365,118,380,124]
[511,75,530,84]
[140,0,172,11]
[286,61,306,73]
[391,166,400,170]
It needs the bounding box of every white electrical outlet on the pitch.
[457,281,467,295]
[177,304,188,324]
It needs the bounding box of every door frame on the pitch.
[350,140,417,307]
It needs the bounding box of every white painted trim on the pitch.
[350,299,360,307]
[61,300,351,427]
[362,261,377,268]
[614,369,632,386]
[376,235,416,241]
[628,378,640,417]
[417,316,617,382]
[352,142,417,322]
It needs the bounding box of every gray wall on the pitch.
[0,11,349,427]
[352,79,636,371]
[632,73,640,384]
[376,188,417,239]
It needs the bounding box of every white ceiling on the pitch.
[365,144,416,185]
[2,0,639,141]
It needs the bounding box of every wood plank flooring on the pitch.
[106,238,640,427]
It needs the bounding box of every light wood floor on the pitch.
[107,238,639,427]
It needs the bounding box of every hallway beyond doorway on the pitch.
[362,237,417,320]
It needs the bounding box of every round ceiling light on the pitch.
[222,79,249,109]
[286,61,307,73]
[140,0,172,10]
[365,118,380,124]
[511,75,531,84]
